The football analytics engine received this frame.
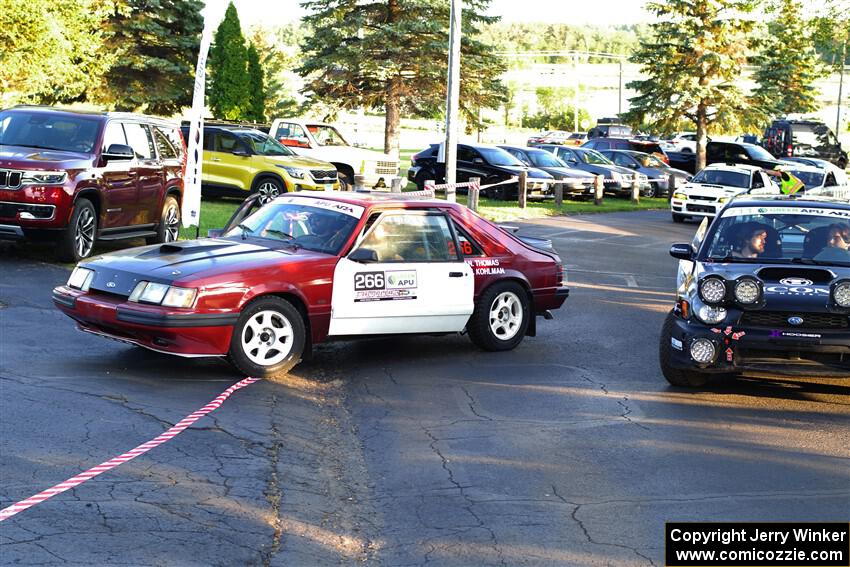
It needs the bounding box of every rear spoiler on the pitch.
[498,224,554,252]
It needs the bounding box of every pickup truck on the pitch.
[667,141,783,174]
[269,118,400,190]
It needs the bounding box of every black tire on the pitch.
[254,177,285,204]
[147,195,181,245]
[681,147,693,153]
[338,171,353,192]
[228,296,306,379]
[672,213,688,223]
[467,281,530,352]
[658,311,708,387]
[643,183,659,198]
[57,197,97,262]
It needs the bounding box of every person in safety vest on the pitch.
[763,167,805,195]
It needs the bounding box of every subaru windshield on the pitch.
[701,205,850,266]
[691,169,750,188]
[224,198,361,254]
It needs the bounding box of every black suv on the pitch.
[660,194,850,386]
[763,119,847,169]
[407,143,554,200]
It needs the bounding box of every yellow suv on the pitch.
[180,125,340,199]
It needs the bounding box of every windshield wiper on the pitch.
[263,229,294,240]
[790,257,847,266]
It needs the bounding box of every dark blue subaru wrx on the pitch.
[660,193,850,386]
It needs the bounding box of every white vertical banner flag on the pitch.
[182,1,225,230]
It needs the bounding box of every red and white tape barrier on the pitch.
[0,377,260,522]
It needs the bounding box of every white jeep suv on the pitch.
[670,163,775,223]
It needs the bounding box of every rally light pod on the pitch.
[699,276,727,305]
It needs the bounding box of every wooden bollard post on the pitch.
[425,179,435,197]
[390,177,402,193]
[668,173,677,202]
[554,181,563,208]
[518,171,528,208]
[468,177,480,211]
[354,174,366,192]
[631,180,640,205]
[594,175,604,206]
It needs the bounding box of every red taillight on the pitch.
[786,145,793,157]
[556,263,566,286]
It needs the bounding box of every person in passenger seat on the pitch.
[815,223,850,262]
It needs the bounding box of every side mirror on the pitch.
[349,248,379,263]
[232,148,250,157]
[669,243,693,261]
[103,144,134,161]
[208,229,223,238]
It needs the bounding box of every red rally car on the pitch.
[52,191,569,378]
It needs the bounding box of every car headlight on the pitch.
[21,170,67,186]
[718,197,730,203]
[129,281,196,307]
[67,267,95,292]
[696,305,727,324]
[699,277,726,304]
[690,338,717,364]
[673,192,688,200]
[610,172,621,181]
[734,277,761,304]
[833,281,850,308]
[277,165,307,179]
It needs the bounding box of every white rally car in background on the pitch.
[670,163,775,223]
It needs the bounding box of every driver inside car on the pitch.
[732,223,769,259]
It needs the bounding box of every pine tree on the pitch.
[208,2,250,121]
[752,0,825,118]
[298,0,506,155]
[623,0,759,171]
[98,0,204,115]
[247,26,302,121]
[246,44,266,121]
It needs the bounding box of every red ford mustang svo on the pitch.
[52,192,569,378]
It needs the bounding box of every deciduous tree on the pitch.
[298,0,506,155]
[623,0,759,171]
[246,44,266,121]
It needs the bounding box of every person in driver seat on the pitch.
[302,211,348,250]
[732,223,769,259]
[814,223,850,262]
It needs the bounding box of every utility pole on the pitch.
[573,52,579,132]
[618,59,623,118]
[444,0,462,188]
[837,36,846,137]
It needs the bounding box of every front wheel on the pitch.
[255,177,285,204]
[643,183,659,198]
[659,311,709,387]
[147,195,181,245]
[228,296,306,379]
[57,197,97,262]
[672,213,688,223]
[467,282,530,351]
[338,171,353,192]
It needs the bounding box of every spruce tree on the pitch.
[98,0,204,115]
[298,0,506,154]
[623,0,759,171]
[752,0,824,118]
[247,26,301,121]
[208,2,250,121]
[246,44,266,122]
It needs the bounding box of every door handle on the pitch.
[211,158,221,162]
[449,272,465,277]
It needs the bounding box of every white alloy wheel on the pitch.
[240,309,294,366]
[75,206,96,258]
[163,201,180,242]
[489,291,523,341]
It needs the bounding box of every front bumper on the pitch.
[52,286,236,357]
[667,314,850,376]
[671,199,723,217]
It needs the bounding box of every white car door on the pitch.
[329,211,474,336]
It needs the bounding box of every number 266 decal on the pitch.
[354,272,385,290]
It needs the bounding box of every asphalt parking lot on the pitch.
[1,210,848,566]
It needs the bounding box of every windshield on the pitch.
[0,110,101,153]
[786,169,825,189]
[578,149,613,165]
[479,147,523,166]
[691,169,750,188]
[702,206,850,266]
[223,198,362,254]
[238,131,294,156]
[744,144,776,161]
[306,124,349,147]
[792,124,832,148]
[529,151,565,168]
[639,154,666,167]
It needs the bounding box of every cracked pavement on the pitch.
[2,211,849,566]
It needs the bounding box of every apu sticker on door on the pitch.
[354,270,417,302]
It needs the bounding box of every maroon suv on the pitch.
[0,106,186,261]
